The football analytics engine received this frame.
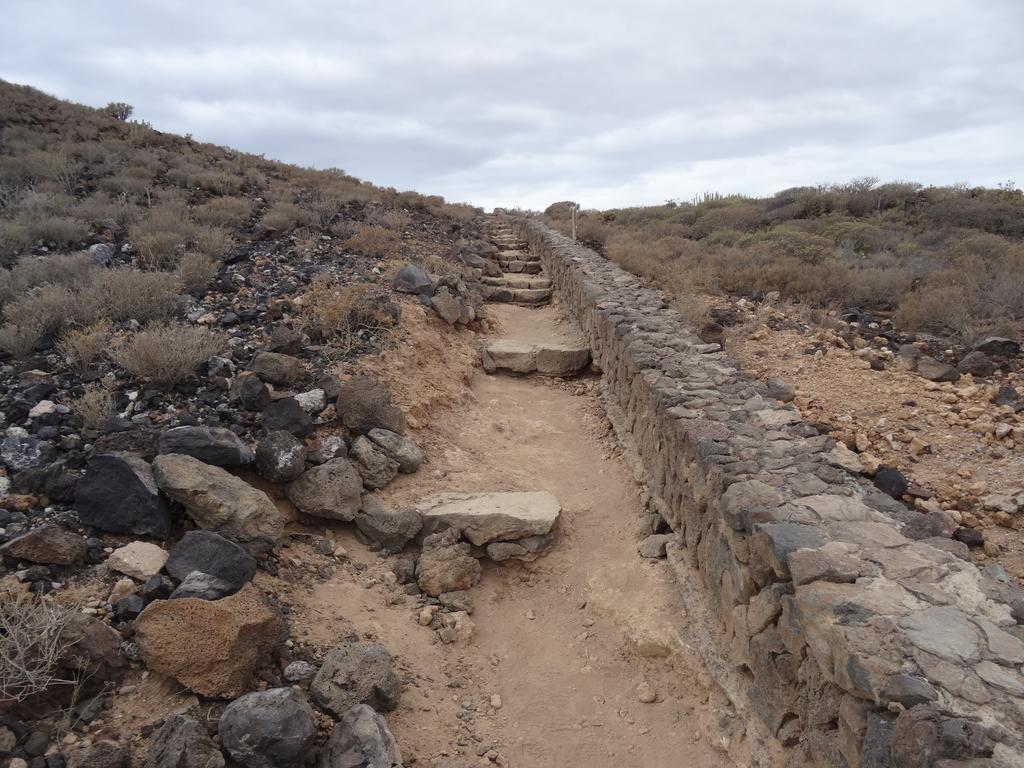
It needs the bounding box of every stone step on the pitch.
[483,286,553,305]
[496,260,543,275]
[482,275,552,289]
[481,340,591,376]
[417,491,561,549]
[496,249,537,260]
[493,240,525,249]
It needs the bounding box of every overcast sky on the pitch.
[2,1,1023,210]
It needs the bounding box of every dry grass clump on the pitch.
[260,201,315,234]
[178,252,219,294]
[0,593,77,703]
[87,267,183,323]
[193,196,253,228]
[69,385,117,429]
[0,321,44,357]
[56,320,111,370]
[112,324,226,383]
[344,226,401,259]
[300,276,396,354]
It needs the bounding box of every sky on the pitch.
[2,1,1023,211]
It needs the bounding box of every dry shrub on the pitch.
[131,202,194,269]
[365,207,411,232]
[260,201,314,234]
[344,226,401,258]
[192,225,232,260]
[0,321,43,357]
[0,593,77,703]
[193,196,253,228]
[178,252,218,293]
[112,324,226,383]
[85,267,183,323]
[134,230,183,270]
[57,320,111,370]
[300,276,396,353]
[70,385,116,429]
[895,284,971,336]
[0,252,94,309]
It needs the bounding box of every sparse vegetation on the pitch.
[69,384,117,429]
[112,324,226,383]
[344,225,402,259]
[551,180,1024,341]
[300,276,397,354]
[0,593,77,703]
[56,320,112,370]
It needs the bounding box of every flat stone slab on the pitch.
[484,287,552,305]
[482,275,552,289]
[481,341,590,376]
[417,491,561,546]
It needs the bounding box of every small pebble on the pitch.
[637,681,656,704]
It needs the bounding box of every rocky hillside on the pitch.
[0,81,511,766]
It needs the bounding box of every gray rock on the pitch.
[259,398,313,436]
[417,491,561,546]
[416,528,481,597]
[351,436,399,490]
[311,642,401,715]
[294,388,327,414]
[87,243,114,265]
[367,428,423,473]
[251,351,306,385]
[354,496,422,551]
[898,607,982,664]
[896,344,921,370]
[67,740,129,768]
[956,350,995,377]
[1,429,53,471]
[157,426,254,466]
[308,435,348,465]
[392,264,433,296]
[430,288,464,324]
[75,452,171,538]
[255,430,307,483]
[916,356,960,383]
[336,376,405,435]
[170,570,236,600]
[974,336,1020,357]
[284,660,318,683]
[267,323,304,355]
[152,454,284,553]
[637,533,673,558]
[485,533,555,562]
[165,530,256,591]
[141,715,225,768]
[286,458,363,521]
[229,373,271,410]
[438,590,474,613]
[219,687,317,768]
[751,522,829,579]
[319,704,403,768]
[765,377,795,403]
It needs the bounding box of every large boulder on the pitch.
[336,376,405,435]
[152,454,284,553]
[354,496,422,552]
[165,530,257,591]
[219,687,317,768]
[157,426,254,466]
[367,429,423,473]
[0,523,87,565]
[351,436,399,490]
[251,351,306,386]
[141,715,225,768]
[320,704,403,768]
[134,584,284,699]
[255,430,307,483]
[311,641,401,715]
[415,528,481,597]
[417,491,561,546]
[259,398,313,436]
[75,452,170,538]
[392,264,433,296]
[286,458,363,521]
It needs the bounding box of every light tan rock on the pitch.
[107,541,169,580]
[418,491,561,546]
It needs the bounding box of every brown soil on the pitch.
[277,302,781,767]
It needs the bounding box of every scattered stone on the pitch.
[367,428,423,473]
[311,642,401,715]
[294,388,327,414]
[153,454,284,553]
[956,350,995,377]
[916,356,960,383]
[417,491,561,546]
[267,323,304,355]
[75,452,170,538]
[874,466,909,499]
[974,336,1020,357]
[287,458,363,521]
[0,523,87,565]
[393,264,434,296]
[106,541,169,580]
[485,533,555,562]
[765,377,795,402]
[165,530,257,591]
[320,704,403,768]
[157,426,254,466]
[437,611,476,644]
[637,533,673,558]
[229,373,271,410]
[251,351,306,386]
[430,288,465,324]
[255,430,307,483]
[170,571,236,600]
[354,496,422,551]
[141,714,225,768]
[284,660,317,683]
[66,740,129,768]
[219,687,317,768]
[637,681,657,703]
[336,376,405,435]
[416,528,481,597]
[134,584,284,698]
[1,429,53,471]
[259,398,313,436]
[351,436,399,490]
[308,435,348,464]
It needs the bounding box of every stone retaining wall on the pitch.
[512,217,1024,767]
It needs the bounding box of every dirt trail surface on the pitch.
[279,302,761,767]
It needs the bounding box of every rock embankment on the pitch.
[513,217,1024,767]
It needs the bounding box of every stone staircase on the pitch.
[481,222,553,306]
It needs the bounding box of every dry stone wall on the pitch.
[513,217,1024,767]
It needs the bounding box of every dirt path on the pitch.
[281,302,765,767]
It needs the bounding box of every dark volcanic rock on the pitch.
[392,264,434,296]
[259,398,313,436]
[229,373,271,410]
[219,687,317,768]
[255,430,307,483]
[170,571,236,600]
[141,714,225,768]
[956,350,995,377]
[75,452,170,538]
[874,466,909,499]
[320,704,403,768]
[311,642,401,715]
[165,530,256,591]
[251,351,305,386]
[157,426,254,466]
[335,376,405,435]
